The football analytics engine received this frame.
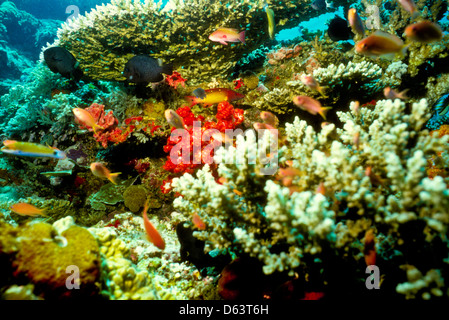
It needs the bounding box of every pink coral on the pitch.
[75,103,142,148]
[266,45,302,65]
[84,103,118,131]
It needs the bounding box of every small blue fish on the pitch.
[426,94,449,130]
[192,88,207,99]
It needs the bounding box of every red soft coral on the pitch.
[162,102,244,193]
[165,71,187,89]
[75,103,153,148]
[77,103,118,132]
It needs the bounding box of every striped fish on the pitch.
[426,93,449,130]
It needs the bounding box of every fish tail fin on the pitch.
[319,107,332,120]
[185,96,197,107]
[161,64,173,75]
[108,172,121,185]
[93,123,106,134]
[318,86,329,98]
[400,88,410,100]
[399,44,410,59]
[239,31,246,44]
[40,209,48,217]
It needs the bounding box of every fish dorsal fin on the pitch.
[372,30,403,45]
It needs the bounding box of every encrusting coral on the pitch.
[89,211,216,300]
[0,216,101,299]
[123,184,147,213]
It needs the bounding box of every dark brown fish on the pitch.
[327,16,354,42]
[43,47,83,80]
[123,55,173,83]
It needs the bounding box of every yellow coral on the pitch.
[123,185,147,213]
[89,226,175,300]
[45,0,326,84]
[12,221,101,299]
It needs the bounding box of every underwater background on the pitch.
[0,0,449,301]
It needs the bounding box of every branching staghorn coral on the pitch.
[171,98,449,298]
[335,99,449,231]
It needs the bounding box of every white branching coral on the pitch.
[336,99,449,232]
[171,98,449,286]
[312,61,382,84]
[286,60,407,100]
[172,130,278,254]
[396,267,445,300]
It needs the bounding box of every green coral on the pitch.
[1,218,101,299]
[408,41,449,77]
[88,178,134,211]
[123,185,147,213]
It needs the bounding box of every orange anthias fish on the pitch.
[253,122,277,131]
[404,20,443,44]
[72,108,104,134]
[142,201,165,250]
[164,109,185,129]
[355,31,409,58]
[185,88,245,107]
[364,229,377,266]
[365,166,384,187]
[209,27,245,45]
[259,111,278,127]
[300,74,328,98]
[90,162,121,184]
[384,87,409,100]
[275,166,303,195]
[398,0,420,19]
[348,8,365,38]
[292,95,332,120]
[10,203,47,217]
[316,181,326,196]
[192,213,206,230]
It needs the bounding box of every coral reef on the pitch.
[1,0,449,303]
[0,1,62,94]
[162,102,244,192]
[45,0,342,83]
[123,185,148,213]
[171,98,449,298]
[90,212,216,299]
